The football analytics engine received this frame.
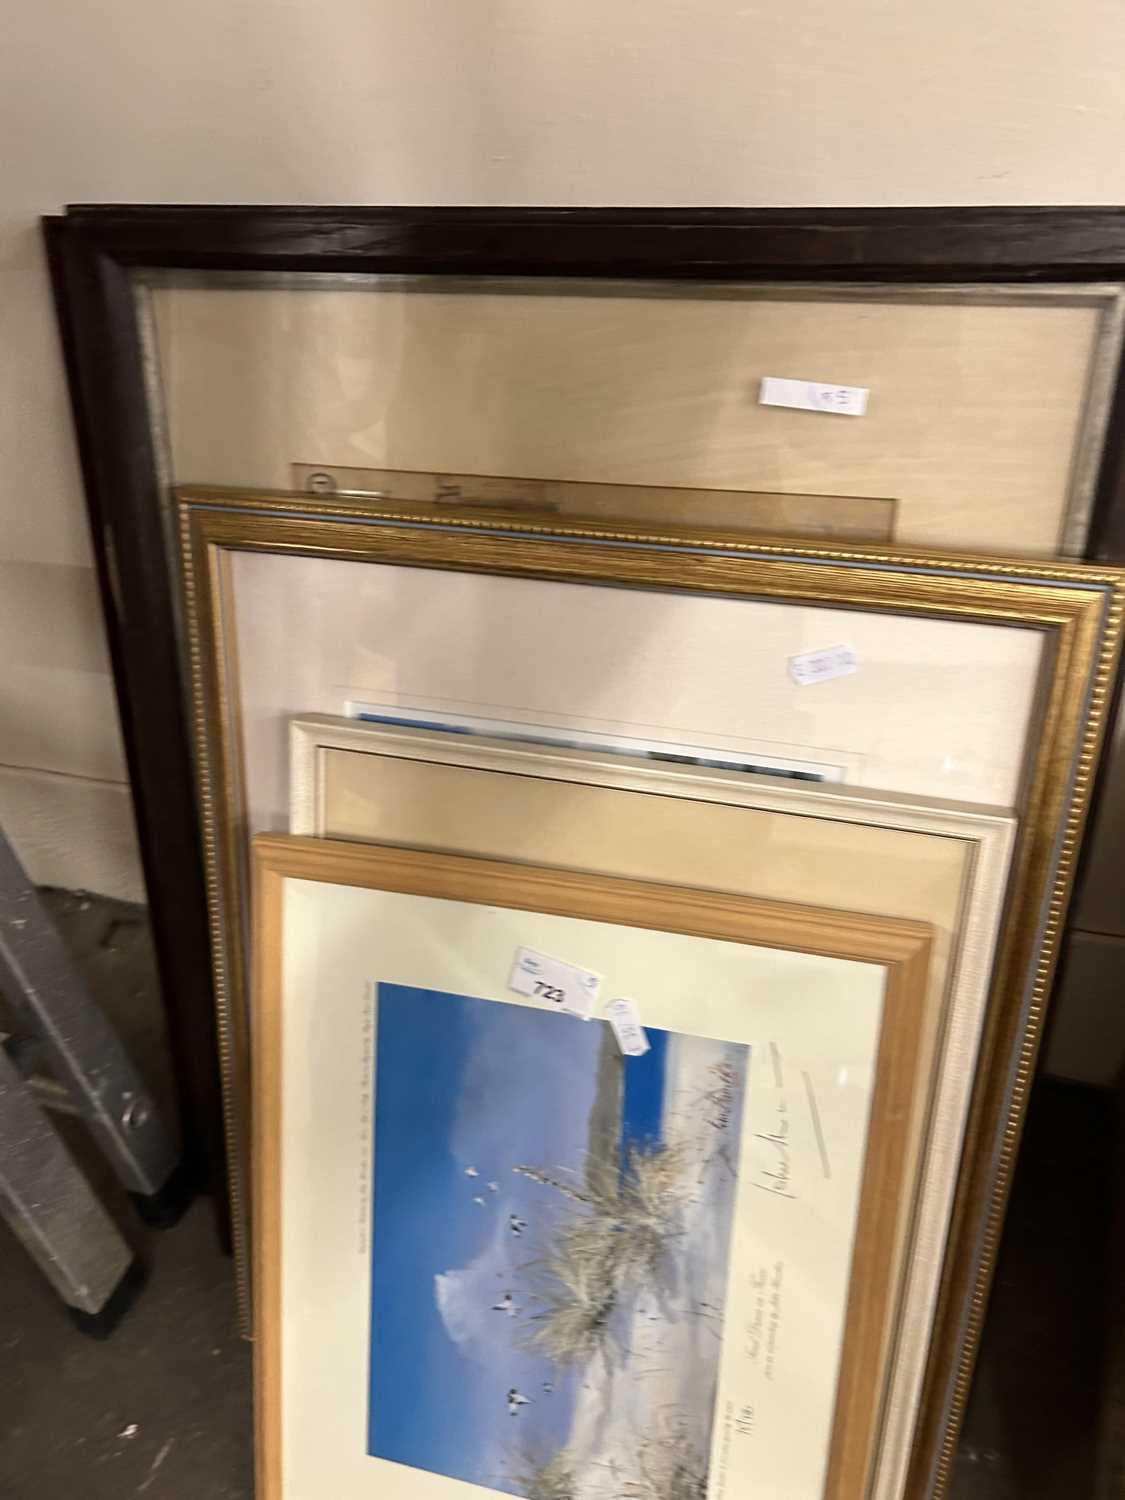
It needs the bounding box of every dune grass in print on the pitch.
[367,983,748,1500]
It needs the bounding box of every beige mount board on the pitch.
[289,715,1017,1500]
[229,549,1044,845]
[149,277,1123,554]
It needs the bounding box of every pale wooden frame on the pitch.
[288,714,1017,1500]
[179,484,1125,1499]
[252,834,934,1500]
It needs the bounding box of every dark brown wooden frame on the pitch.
[43,206,1125,1485]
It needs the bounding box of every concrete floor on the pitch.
[0,1199,252,1499]
[0,889,1116,1498]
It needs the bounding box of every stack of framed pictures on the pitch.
[47,207,1125,1500]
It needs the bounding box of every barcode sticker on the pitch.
[605,998,650,1056]
[509,947,602,1019]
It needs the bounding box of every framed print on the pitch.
[178,484,1125,1500]
[252,835,934,1500]
[288,716,1017,1500]
[46,204,1125,1221]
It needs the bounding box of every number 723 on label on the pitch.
[508,947,602,1019]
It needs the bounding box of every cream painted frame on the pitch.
[288,715,1017,1500]
[178,484,1125,1500]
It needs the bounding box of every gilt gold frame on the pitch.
[179,483,1125,1499]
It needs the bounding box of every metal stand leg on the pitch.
[0,1044,133,1315]
[0,829,179,1200]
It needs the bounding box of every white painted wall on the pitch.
[4,0,1125,902]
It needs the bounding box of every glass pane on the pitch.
[141,273,1125,557]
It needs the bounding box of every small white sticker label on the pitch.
[605,997,650,1056]
[509,947,602,1019]
[760,376,869,417]
[788,644,859,687]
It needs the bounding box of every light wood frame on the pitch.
[180,484,1125,1499]
[288,714,1018,1500]
[253,834,934,1500]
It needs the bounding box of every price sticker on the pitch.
[788,644,858,687]
[605,997,650,1057]
[509,947,602,1019]
[760,376,869,417]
